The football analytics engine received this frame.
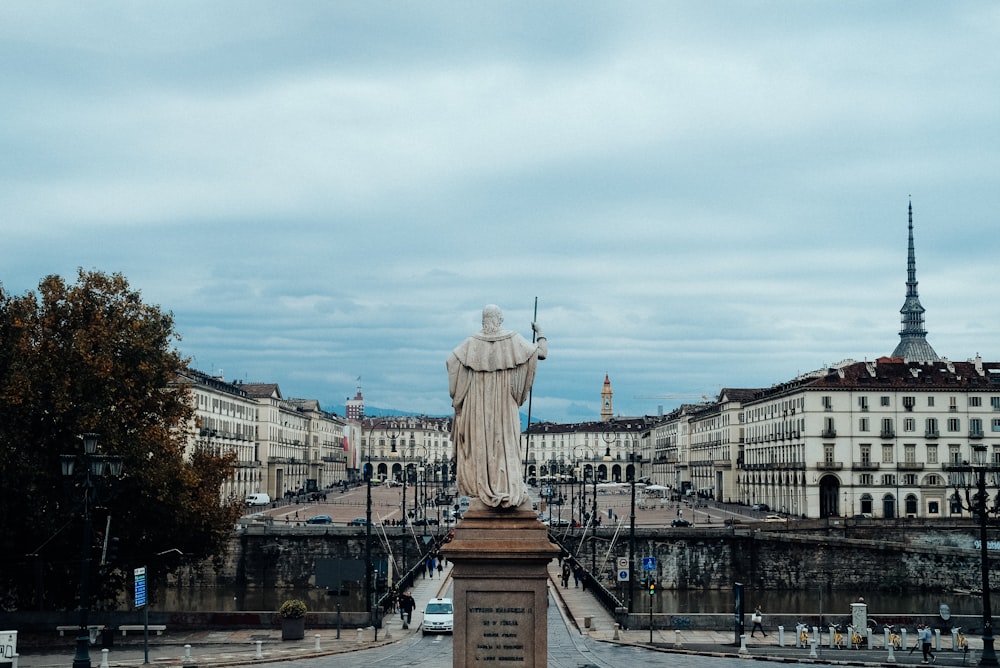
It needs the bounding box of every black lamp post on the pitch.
[60,433,123,668]
[949,444,1000,667]
[364,420,384,624]
[627,446,637,614]
[573,445,596,568]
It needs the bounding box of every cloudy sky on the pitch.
[3,2,998,423]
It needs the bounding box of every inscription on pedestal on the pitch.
[467,591,535,666]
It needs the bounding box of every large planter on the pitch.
[281,617,305,640]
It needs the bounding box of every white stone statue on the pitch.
[447,305,547,509]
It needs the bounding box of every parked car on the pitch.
[764,514,786,523]
[245,493,271,507]
[306,515,333,524]
[751,503,770,512]
[422,597,454,635]
[412,518,439,526]
[671,518,692,527]
[348,517,370,526]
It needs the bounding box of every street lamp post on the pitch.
[364,420,392,627]
[949,444,1000,667]
[60,433,123,668]
[627,447,637,614]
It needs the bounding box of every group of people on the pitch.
[422,552,445,578]
[558,555,588,590]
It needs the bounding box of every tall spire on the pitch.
[890,199,939,362]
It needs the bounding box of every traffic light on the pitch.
[648,579,656,596]
[105,536,120,564]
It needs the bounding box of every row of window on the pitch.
[837,395,1000,411]
[825,416,998,435]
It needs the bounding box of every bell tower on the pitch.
[601,374,613,422]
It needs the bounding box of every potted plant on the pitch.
[278,599,306,640]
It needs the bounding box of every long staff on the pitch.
[522,297,538,481]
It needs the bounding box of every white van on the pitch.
[245,493,271,506]
[422,597,454,635]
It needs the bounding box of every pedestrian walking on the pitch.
[561,562,571,588]
[919,624,936,663]
[398,591,416,630]
[750,604,766,637]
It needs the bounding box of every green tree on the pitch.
[0,269,241,610]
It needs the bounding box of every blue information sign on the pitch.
[134,566,147,608]
[642,556,657,571]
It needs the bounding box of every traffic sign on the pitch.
[134,566,147,608]
[617,569,629,582]
[616,557,628,570]
[642,556,657,571]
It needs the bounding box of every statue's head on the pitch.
[481,304,503,334]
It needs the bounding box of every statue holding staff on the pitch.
[447,304,547,509]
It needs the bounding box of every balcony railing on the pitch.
[881,430,895,439]
[853,461,880,470]
[896,462,925,471]
[816,461,844,471]
[821,429,837,438]
[925,430,940,439]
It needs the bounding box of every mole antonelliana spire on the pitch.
[890,200,939,362]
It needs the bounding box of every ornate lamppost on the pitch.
[60,433,124,668]
[949,444,1000,667]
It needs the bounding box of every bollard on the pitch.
[383,624,392,641]
[739,634,749,655]
[867,627,874,649]
[809,634,818,659]
[778,625,785,647]
[100,649,109,668]
[885,628,891,649]
[356,627,364,644]
[934,628,941,652]
[612,623,621,641]
[315,634,321,651]
[887,641,897,663]
[901,628,908,650]
[255,640,263,659]
[674,629,682,648]
[952,628,959,650]
[829,626,836,649]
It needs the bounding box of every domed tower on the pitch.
[601,374,613,422]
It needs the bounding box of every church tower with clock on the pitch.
[601,374,613,422]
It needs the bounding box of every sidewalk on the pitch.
[543,559,985,666]
[14,562,455,668]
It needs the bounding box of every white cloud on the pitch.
[2,2,999,421]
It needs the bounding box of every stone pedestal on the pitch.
[442,503,560,668]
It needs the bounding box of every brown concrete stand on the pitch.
[442,504,560,668]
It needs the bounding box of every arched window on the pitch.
[883,493,896,518]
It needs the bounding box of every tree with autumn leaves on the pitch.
[0,269,241,611]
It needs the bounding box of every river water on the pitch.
[158,583,985,619]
